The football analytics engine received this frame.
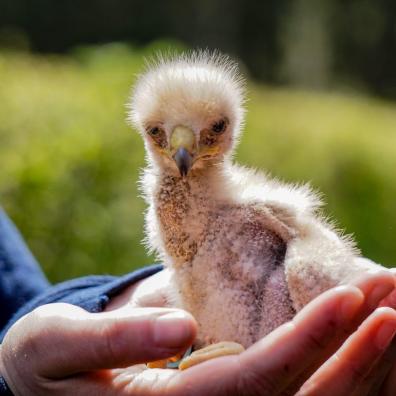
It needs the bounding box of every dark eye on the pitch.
[212,118,227,134]
[146,126,167,148]
[148,126,160,136]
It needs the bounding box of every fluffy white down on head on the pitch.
[128,51,246,146]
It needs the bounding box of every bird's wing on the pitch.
[225,164,382,311]
[284,218,381,311]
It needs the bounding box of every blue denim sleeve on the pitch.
[0,208,50,330]
[0,263,163,395]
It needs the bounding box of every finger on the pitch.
[220,286,362,395]
[65,286,366,396]
[37,365,174,396]
[284,270,396,394]
[116,274,392,396]
[378,361,396,396]
[378,269,396,308]
[350,339,396,396]
[297,307,396,396]
[4,303,196,378]
[351,269,395,320]
[380,290,396,309]
[163,286,364,396]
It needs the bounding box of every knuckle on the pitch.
[348,362,368,382]
[279,379,305,396]
[335,354,368,382]
[100,320,128,364]
[238,368,279,396]
[303,330,328,352]
[5,310,46,357]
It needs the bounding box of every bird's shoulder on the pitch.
[223,163,322,222]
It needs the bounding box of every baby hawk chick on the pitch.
[129,52,382,357]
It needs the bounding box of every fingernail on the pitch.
[376,320,396,350]
[368,284,394,309]
[153,311,193,348]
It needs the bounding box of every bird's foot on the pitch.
[179,341,245,370]
[147,341,245,370]
[147,352,185,369]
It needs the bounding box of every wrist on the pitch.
[0,347,13,395]
[0,345,4,378]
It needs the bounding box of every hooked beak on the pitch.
[173,147,193,177]
[170,126,195,177]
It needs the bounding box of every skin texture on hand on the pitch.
[1,270,396,396]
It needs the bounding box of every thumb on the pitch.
[4,303,196,378]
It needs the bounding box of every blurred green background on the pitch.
[0,1,395,282]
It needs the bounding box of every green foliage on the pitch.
[0,44,395,282]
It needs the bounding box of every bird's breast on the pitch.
[172,205,296,347]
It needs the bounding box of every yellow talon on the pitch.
[179,341,245,370]
[147,352,184,369]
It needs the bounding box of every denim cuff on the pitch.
[0,376,13,396]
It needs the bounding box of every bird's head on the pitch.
[128,51,245,177]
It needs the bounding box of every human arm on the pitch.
[0,208,49,331]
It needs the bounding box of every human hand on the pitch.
[0,304,197,395]
[109,267,396,395]
[1,270,396,395]
[297,269,396,396]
